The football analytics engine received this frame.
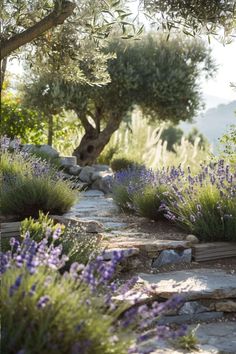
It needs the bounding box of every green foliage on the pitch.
[20,212,64,241]
[21,213,100,265]
[219,125,236,163]
[174,330,198,351]
[132,185,168,221]
[112,184,132,211]
[111,157,143,172]
[0,95,44,144]
[187,127,209,150]
[144,0,236,39]
[161,126,184,152]
[60,224,102,267]
[0,151,76,219]
[22,33,215,162]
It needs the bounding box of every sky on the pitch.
[202,39,236,102]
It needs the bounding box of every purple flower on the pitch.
[9,274,23,297]
[37,295,50,309]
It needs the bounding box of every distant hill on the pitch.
[180,100,236,150]
[203,94,231,111]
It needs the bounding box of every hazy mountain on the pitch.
[180,100,236,151]
[202,94,231,111]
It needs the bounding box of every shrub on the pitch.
[0,138,76,219]
[1,233,186,354]
[132,184,168,221]
[164,161,236,242]
[112,161,236,241]
[111,157,144,172]
[113,166,169,220]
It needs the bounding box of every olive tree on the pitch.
[23,34,215,165]
[143,0,236,38]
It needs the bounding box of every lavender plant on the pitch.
[112,161,236,241]
[0,137,76,219]
[1,232,187,354]
[113,166,170,220]
[164,160,236,241]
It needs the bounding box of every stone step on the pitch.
[136,269,236,301]
[102,237,190,255]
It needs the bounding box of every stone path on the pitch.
[64,190,236,353]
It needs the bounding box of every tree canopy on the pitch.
[22,33,215,164]
[144,0,236,38]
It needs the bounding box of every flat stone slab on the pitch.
[193,321,236,353]
[103,237,190,254]
[82,190,105,197]
[137,321,236,353]
[137,269,236,300]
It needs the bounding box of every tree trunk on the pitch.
[73,115,122,166]
[0,1,75,60]
[0,57,7,92]
[48,115,53,146]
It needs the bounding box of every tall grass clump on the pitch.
[1,232,186,354]
[0,137,76,219]
[164,160,236,242]
[98,108,210,171]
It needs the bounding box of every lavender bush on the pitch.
[113,166,171,220]
[1,232,186,354]
[0,136,76,219]
[164,161,236,241]
[113,162,236,241]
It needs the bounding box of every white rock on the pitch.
[186,234,199,244]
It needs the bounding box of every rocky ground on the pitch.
[58,189,236,353]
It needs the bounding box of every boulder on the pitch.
[38,144,59,158]
[68,165,82,176]
[152,249,192,268]
[92,164,112,172]
[60,156,77,167]
[79,166,96,183]
[178,301,209,315]
[91,173,114,194]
